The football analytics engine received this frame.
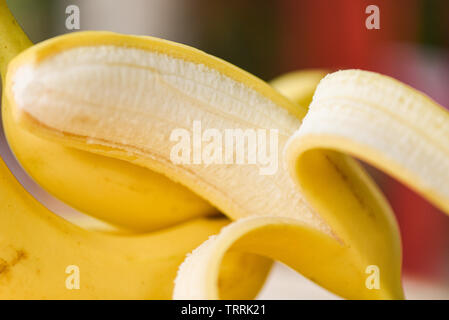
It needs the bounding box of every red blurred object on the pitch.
[278,0,418,72]
[387,177,448,279]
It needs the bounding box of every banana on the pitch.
[0,0,214,232]
[4,30,404,299]
[271,69,329,107]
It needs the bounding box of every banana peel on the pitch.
[286,70,449,216]
[271,69,329,107]
[0,154,273,299]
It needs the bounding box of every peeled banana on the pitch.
[4,29,405,299]
[1,0,448,300]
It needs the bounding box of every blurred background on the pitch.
[2,0,449,299]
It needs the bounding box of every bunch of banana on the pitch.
[1,0,448,299]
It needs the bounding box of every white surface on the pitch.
[258,262,449,300]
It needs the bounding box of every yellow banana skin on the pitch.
[0,0,214,232]
[175,215,401,299]
[2,113,216,231]
[0,1,31,78]
[271,69,329,107]
[0,153,271,299]
[6,31,404,299]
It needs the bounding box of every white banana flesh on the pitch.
[10,42,327,232]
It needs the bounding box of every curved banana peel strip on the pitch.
[174,216,395,299]
[286,70,449,216]
[0,1,31,78]
[5,31,406,299]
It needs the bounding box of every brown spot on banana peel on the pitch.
[0,249,27,276]
[13,249,27,263]
[0,258,8,274]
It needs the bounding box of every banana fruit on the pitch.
[4,29,404,299]
[1,0,447,300]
